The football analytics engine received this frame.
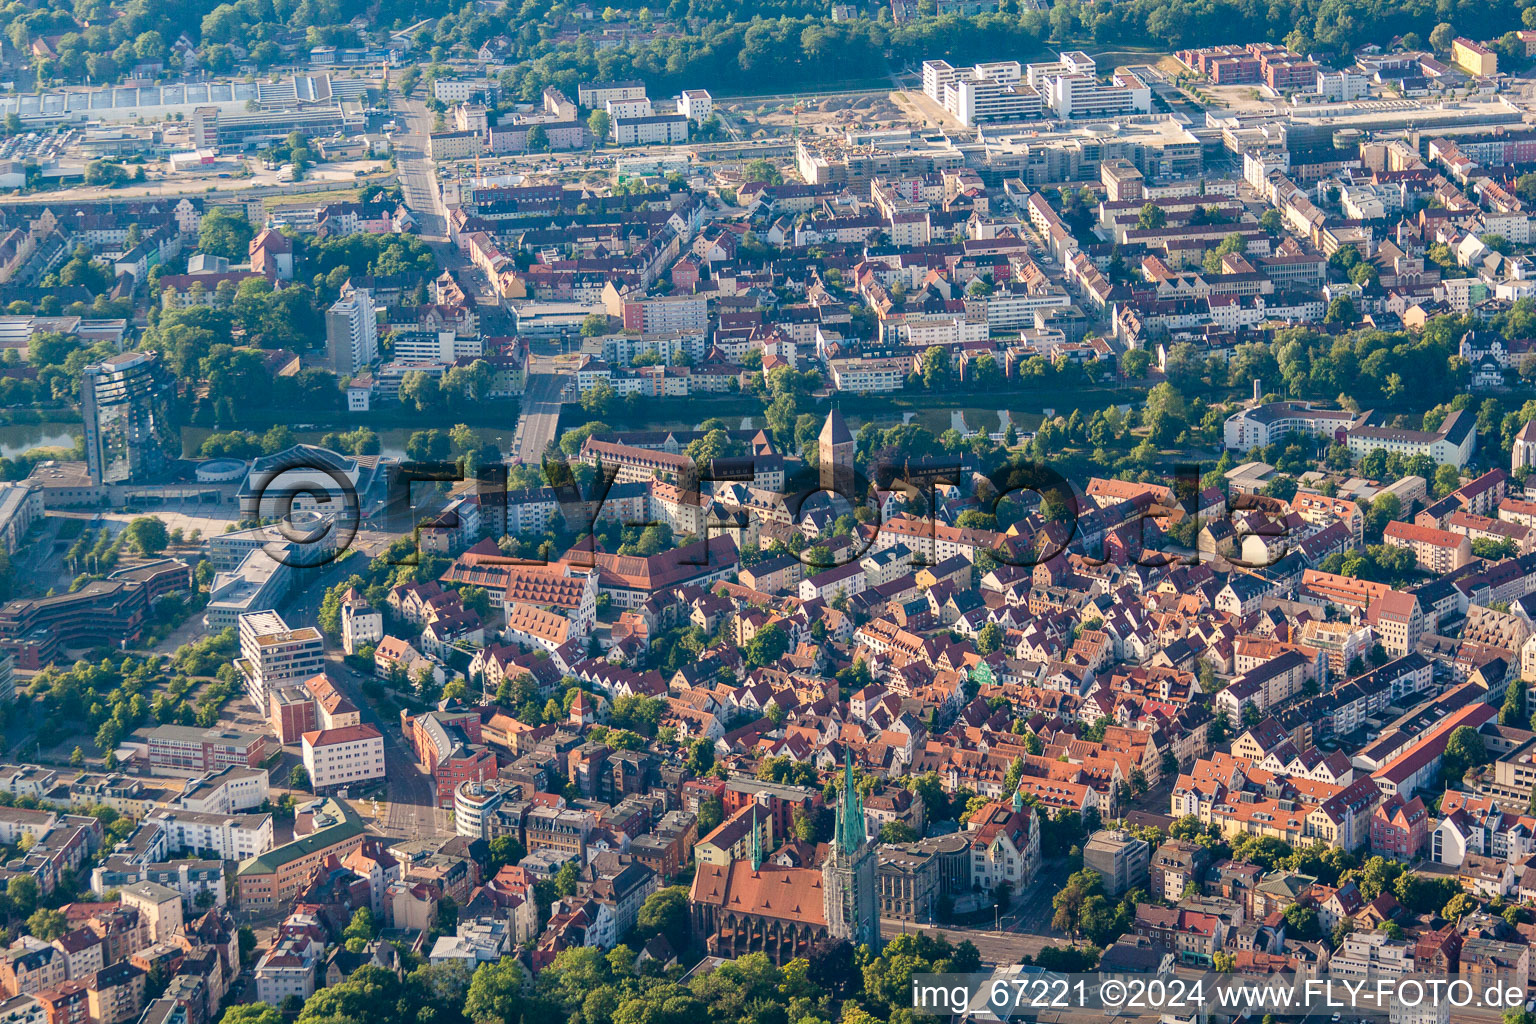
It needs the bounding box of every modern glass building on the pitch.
[81,351,178,485]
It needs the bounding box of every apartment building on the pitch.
[85,963,145,1024]
[1452,37,1498,77]
[1365,591,1424,656]
[1345,409,1476,468]
[140,809,272,862]
[577,80,646,107]
[35,982,87,1024]
[1223,402,1362,450]
[1026,53,1151,118]
[612,114,689,146]
[605,290,709,334]
[965,800,1041,892]
[235,799,366,906]
[1382,521,1472,574]
[338,589,383,656]
[253,936,321,1005]
[0,942,65,998]
[324,289,379,377]
[176,766,270,815]
[118,883,182,944]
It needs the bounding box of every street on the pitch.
[510,366,567,464]
[392,93,450,241]
[283,561,449,841]
[387,83,573,470]
[879,857,1076,965]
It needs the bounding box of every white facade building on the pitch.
[678,89,713,123]
[301,725,386,791]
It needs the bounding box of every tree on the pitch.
[1502,680,1527,726]
[975,621,1005,654]
[580,380,615,417]
[1434,463,1462,498]
[342,907,376,943]
[1051,869,1106,941]
[85,161,129,187]
[744,159,782,184]
[1443,892,1477,921]
[1282,903,1319,940]
[1325,296,1357,325]
[124,517,169,556]
[1429,22,1456,52]
[25,908,65,941]
[1003,756,1026,796]
[7,876,38,917]
[744,624,790,669]
[488,835,525,871]
[237,926,257,965]
[288,765,311,791]
[217,1006,283,1024]
[686,737,714,776]
[587,109,611,144]
[920,346,952,389]
[198,207,254,261]
[1443,725,1488,781]
[525,124,549,152]
[70,746,84,767]
[880,821,918,843]
[636,885,690,951]
[1260,209,1283,234]
[696,794,724,836]
[1137,202,1167,230]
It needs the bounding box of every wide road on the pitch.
[391,92,449,240]
[511,363,568,465]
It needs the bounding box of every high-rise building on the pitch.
[80,352,179,486]
[236,611,325,711]
[325,290,378,376]
[822,754,880,948]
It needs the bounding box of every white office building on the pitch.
[302,725,386,791]
[1026,52,1152,118]
[923,60,1043,125]
[237,611,325,710]
[176,766,271,814]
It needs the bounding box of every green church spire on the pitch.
[838,752,863,856]
[750,801,762,871]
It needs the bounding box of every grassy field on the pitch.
[1089,49,1174,67]
[261,187,365,209]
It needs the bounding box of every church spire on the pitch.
[750,801,762,871]
[838,752,863,856]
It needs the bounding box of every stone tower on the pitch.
[822,754,880,949]
[818,409,855,497]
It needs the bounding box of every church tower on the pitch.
[818,409,855,498]
[822,754,880,949]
